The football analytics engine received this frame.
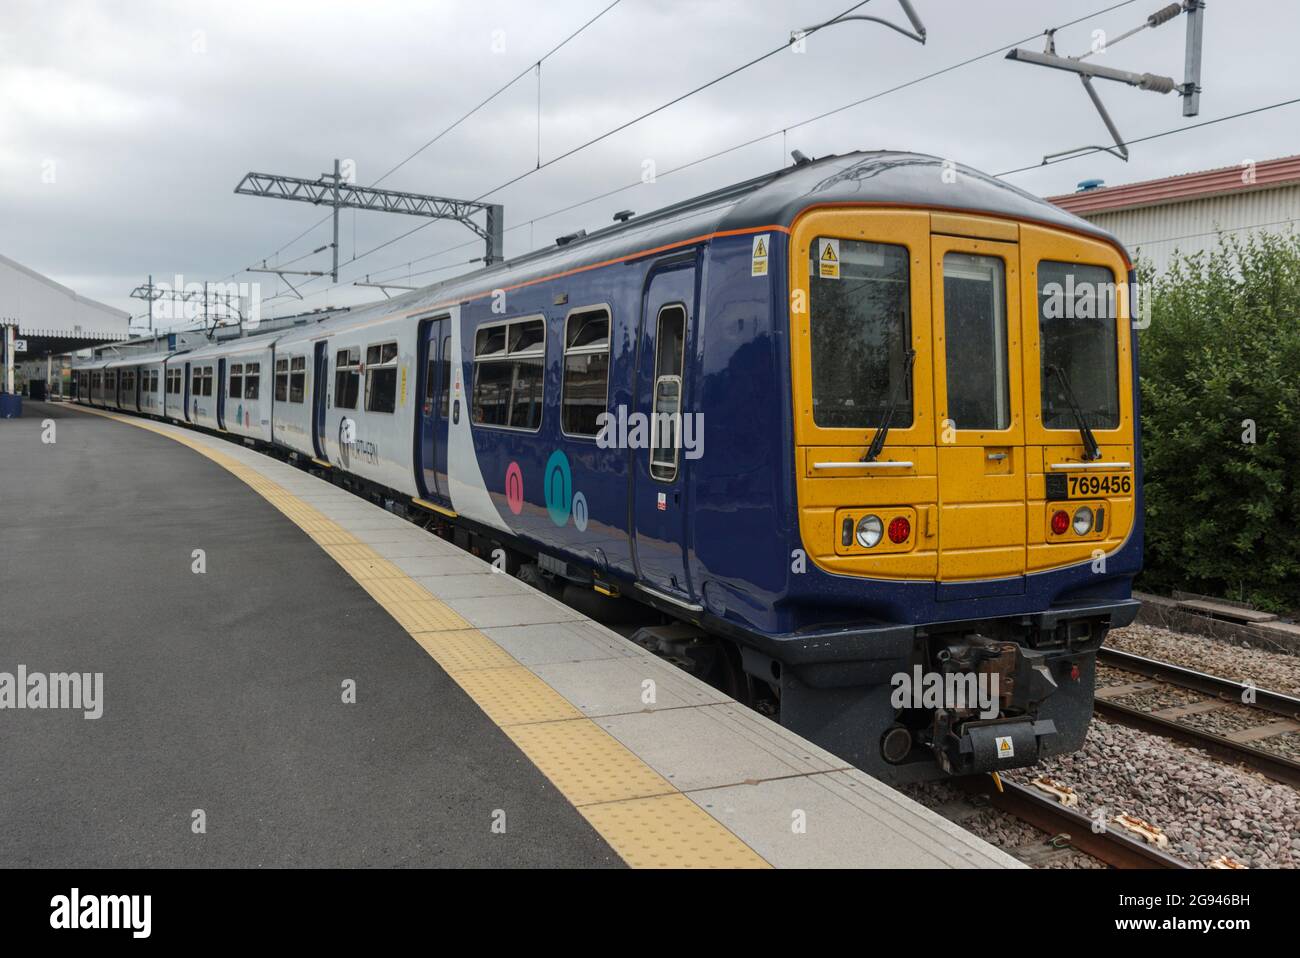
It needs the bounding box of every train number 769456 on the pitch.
[1067,473,1132,498]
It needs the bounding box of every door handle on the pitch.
[986,452,1007,461]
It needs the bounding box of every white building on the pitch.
[0,252,129,398]
[1047,155,1300,274]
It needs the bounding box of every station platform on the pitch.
[0,401,1020,869]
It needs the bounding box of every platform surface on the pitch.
[0,401,1021,869]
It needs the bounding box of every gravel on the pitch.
[902,781,1105,869]
[1105,623,1300,696]
[909,624,1300,868]
[1101,624,1300,760]
[1005,718,1300,868]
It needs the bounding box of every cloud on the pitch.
[0,0,1287,327]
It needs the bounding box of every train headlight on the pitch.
[856,515,884,548]
[1072,506,1095,536]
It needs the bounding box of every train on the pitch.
[74,150,1143,783]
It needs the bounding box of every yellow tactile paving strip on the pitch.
[68,405,769,868]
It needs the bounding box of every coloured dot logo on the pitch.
[544,449,572,527]
[505,461,524,515]
[572,491,589,532]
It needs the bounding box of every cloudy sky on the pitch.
[1,0,1293,329]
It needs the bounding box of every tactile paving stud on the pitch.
[307,528,360,546]
[455,667,583,726]
[337,557,405,580]
[363,578,437,604]
[506,718,674,806]
[580,793,770,869]
[385,599,472,634]
[412,629,518,672]
[321,543,379,562]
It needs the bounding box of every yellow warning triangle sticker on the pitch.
[754,238,766,257]
[821,243,837,261]
[999,739,1011,751]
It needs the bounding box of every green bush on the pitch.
[1137,231,1300,614]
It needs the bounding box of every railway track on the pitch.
[960,776,1190,869]
[1094,647,1300,789]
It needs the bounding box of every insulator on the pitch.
[1147,3,1182,27]
[1139,73,1177,94]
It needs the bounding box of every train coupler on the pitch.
[933,714,1059,775]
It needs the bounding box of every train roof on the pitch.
[279,149,1132,344]
[104,350,174,368]
[182,329,282,360]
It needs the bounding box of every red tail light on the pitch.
[1051,510,1070,535]
[888,516,911,544]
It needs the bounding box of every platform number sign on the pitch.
[12,339,27,353]
[817,239,840,280]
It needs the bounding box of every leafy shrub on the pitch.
[1137,231,1300,613]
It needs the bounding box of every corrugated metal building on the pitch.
[1,251,129,402]
[1047,156,1300,274]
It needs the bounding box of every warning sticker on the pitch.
[995,735,1015,759]
[818,238,840,279]
[751,234,769,277]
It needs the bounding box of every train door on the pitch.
[631,257,697,603]
[182,361,192,422]
[930,230,1027,594]
[415,316,451,504]
[312,341,328,458]
[216,358,227,429]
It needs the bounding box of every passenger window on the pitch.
[245,363,260,400]
[472,317,544,430]
[229,364,243,398]
[1037,261,1120,430]
[364,342,398,414]
[275,358,289,402]
[650,304,686,482]
[289,356,307,403]
[562,307,610,437]
[440,335,452,418]
[334,347,360,409]
[808,238,912,429]
[942,252,1010,430]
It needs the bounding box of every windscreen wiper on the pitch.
[862,349,916,462]
[1046,363,1102,461]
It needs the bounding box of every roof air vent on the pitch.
[555,229,588,247]
[613,210,635,222]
